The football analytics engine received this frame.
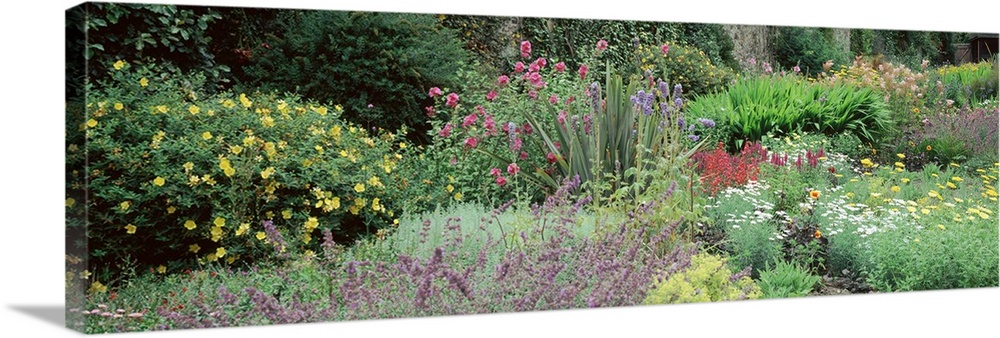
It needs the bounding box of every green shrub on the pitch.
[643,252,762,304]
[639,41,736,97]
[772,26,850,77]
[239,10,471,143]
[757,260,821,298]
[686,75,892,152]
[67,62,420,278]
[67,3,229,97]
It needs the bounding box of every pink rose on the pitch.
[519,151,529,160]
[596,39,608,52]
[439,123,452,137]
[486,90,497,102]
[554,62,566,73]
[547,152,558,164]
[660,44,670,55]
[534,57,547,68]
[495,176,508,186]
[520,40,531,58]
[489,168,502,177]
[578,64,589,80]
[462,113,478,128]
[425,106,436,117]
[514,62,525,73]
[428,87,442,97]
[446,93,460,108]
[497,75,510,86]
[464,137,478,149]
[549,95,559,105]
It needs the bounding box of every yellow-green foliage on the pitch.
[644,253,762,304]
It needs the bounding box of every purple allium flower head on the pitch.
[697,118,716,128]
[688,134,700,142]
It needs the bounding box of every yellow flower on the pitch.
[860,158,874,168]
[188,105,200,115]
[331,197,341,209]
[304,217,319,231]
[897,153,905,159]
[236,223,250,236]
[88,281,108,294]
[210,226,223,241]
[202,131,213,140]
[446,184,455,193]
[282,209,292,219]
[315,106,327,115]
[809,190,821,199]
[261,167,276,179]
[156,265,166,274]
[66,198,76,208]
[183,162,194,171]
[891,186,901,193]
[230,145,243,155]
[184,220,197,230]
[921,208,930,215]
[120,201,131,211]
[114,102,124,110]
[399,142,407,149]
[214,217,226,227]
[907,206,917,213]
[86,119,98,128]
[223,167,236,177]
[926,145,932,151]
[902,178,911,184]
[124,224,137,234]
[216,247,227,258]
[368,176,382,187]
[354,183,366,193]
[256,231,267,240]
[139,77,149,87]
[153,176,165,186]
[937,224,946,230]
[239,93,253,108]
[189,244,201,253]
[951,176,963,182]
[950,163,960,168]
[113,60,126,70]
[946,182,957,189]
[454,192,463,201]
[894,162,905,168]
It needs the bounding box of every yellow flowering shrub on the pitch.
[66,62,422,276]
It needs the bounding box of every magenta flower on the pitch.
[578,64,589,80]
[534,57,547,69]
[528,91,538,100]
[425,106,436,117]
[507,163,520,176]
[519,151,529,160]
[547,152,558,164]
[497,75,510,86]
[520,40,531,58]
[486,90,497,102]
[528,62,540,73]
[554,62,566,73]
[514,62,525,73]
[528,72,545,88]
[557,110,567,124]
[450,157,457,165]
[476,105,486,116]
[462,113,478,128]
[661,44,670,55]
[428,87,443,97]
[522,123,532,135]
[549,95,559,105]
[483,114,497,134]
[553,141,561,150]
[495,176,508,186]
[439,123,452,137]
[748,57,757,66]
[464,137,478,149]
[596,39,608,52]
[489,168,502,177]
[446,93,460,108]
[793,65,801,73]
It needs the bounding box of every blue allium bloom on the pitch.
[678,117,686,129]
[697,118,716,128]
[658,80,670,98]
[630,90,655,116]
[688,134,700,142]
